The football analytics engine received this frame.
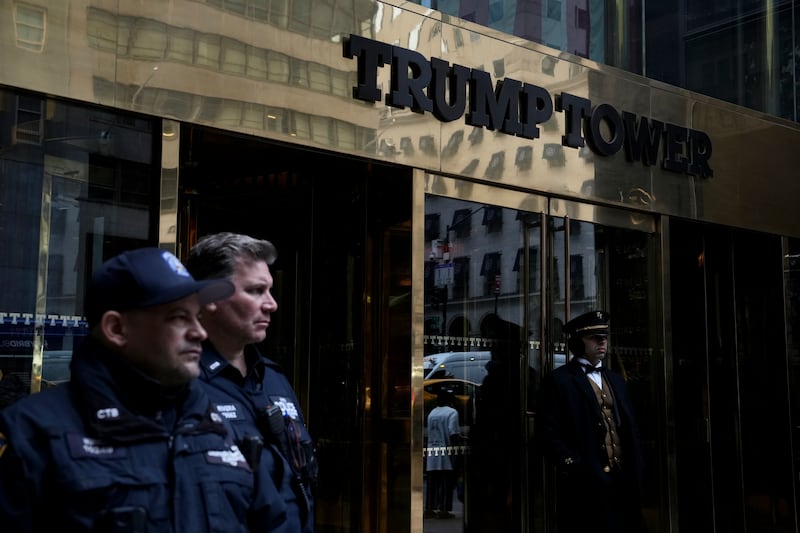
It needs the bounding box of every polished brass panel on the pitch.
[31,165,52,394]
[159,119,180,254]
[1,0,798,239]
[549,196,656,233]
[424,173,548,214]
[411,169,426,532]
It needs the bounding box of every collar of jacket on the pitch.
[70,336,226,444]
[200,341,285,382]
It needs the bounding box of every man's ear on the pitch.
[100,311,128,349]
[199,302,217,323]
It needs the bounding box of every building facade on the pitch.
[1,1,799,531]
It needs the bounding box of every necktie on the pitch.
[583,364,603,374]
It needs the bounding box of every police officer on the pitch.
[0,248,290,532]
[536,310,647,533]
[186,233,318,533]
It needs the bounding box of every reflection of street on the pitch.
[422,475,463,533]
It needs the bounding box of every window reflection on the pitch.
[423,191,659,530]
[0,89,156,398]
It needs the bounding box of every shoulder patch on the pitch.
[269,396,299,419]
[206,444,249,470]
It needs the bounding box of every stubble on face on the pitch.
[208,259,277,349]
[120,298,206,387]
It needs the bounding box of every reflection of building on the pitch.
[2,1,800,532]
[424,195,603,338]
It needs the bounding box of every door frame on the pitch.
[413,172,665,532]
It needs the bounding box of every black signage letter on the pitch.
[622,112,663,165]
[662,123,689,174]
[556,92,590,147]
[343,34,392,103]
[429,57,470,122]
[466,71,523,135]
[519,83,553,139]
[688,129,714,178]
[586,103,624,156]
[388,47,433,113]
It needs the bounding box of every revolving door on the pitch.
[418,174,664,532]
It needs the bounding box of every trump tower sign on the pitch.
[343,34,713,179]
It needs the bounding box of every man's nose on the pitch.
[189,318,208,340]
[262,294,278,312]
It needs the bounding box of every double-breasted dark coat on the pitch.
[536,358,646,533]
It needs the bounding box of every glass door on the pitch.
[421,175,664,533]
[422,189,543,533]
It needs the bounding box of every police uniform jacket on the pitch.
[536,358,645,533]
[198,343,317,533]
[0,336,289,533]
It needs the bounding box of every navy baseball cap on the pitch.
[85,247,235,326]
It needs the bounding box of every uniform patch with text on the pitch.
[67,434,126,459]
[205,445,249,469]
[212,403,246,421]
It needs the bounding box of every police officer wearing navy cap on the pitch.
[0,248,290,532]
[536,311,647,533]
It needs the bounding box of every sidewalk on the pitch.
[422,480,463,533]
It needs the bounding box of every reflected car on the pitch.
[42,350,72,387]
[423,378,481,430]
[424,351,490,382]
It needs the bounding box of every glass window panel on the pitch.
[86,8,117,52]
[290,58,308,88]
[166,27,195,63]
[292,113,310,139]
[195,33,221,69]
[241,103,264,129]
[309,1,334,39]
[246,47,269,79]
[264,108,283,132]
[310,115,331,145]
[130,19,167,59]
[335,121,356,150]
[331,69,350,98]
[288,0,311,33]
[14,3,46,52]
[425,213,441,242]
[15,95,43,145]
[197,97,222,122]
[547,0,562,20]
[268,51,290,83]
[270,0,289,28]
[308,63,330,93]
[116,16,132,56]
[218,100,243,126]
[225,0,246,15]
[451,208,472,238]
[249,0,269,21]
[221,39,247,74]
